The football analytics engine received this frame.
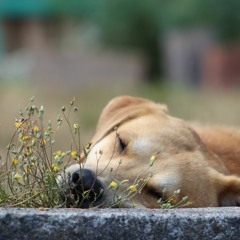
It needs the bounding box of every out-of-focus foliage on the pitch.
[55,0,240,42]
[89,0,168,81]
[170,0,240,43]
[89,0,163,49]
[53,0,240,80]
[51,0,94,19]
[2,0,239,47]
[197,0,240,43]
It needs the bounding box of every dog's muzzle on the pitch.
[62,168,104,208]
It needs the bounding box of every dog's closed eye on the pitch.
[118,136,127,153]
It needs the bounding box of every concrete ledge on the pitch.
[0,207,240,240]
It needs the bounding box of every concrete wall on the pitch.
[0,207,239,239]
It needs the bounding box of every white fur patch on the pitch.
[156,173,181,192]
[132,138,152,155]
[161,174,180,188]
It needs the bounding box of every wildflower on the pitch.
[14,173,21,179]
[14,173,24,185]
[173,189,181,196]
[56,150,61,156]
[30,96,35,102]
[73,123,79,134]
[12,159,19,167]
[33,126,39,132]
[15,122,23,128]
[52,165,60,172]
[34,191,40,196]
[71,151,77,159]
[39,106,44,114]
[22,136,30,142]
[181,196,189,202]
[109,181,118,189]
[41,139,46,146]
[128,185,138,192]
[27,148,33,156]
[57,115,62,127]
[150,155,156,161]
[162,187,167,194]
[54,151,65,165]
[50,140,55,146]
[149,155,156,167]
[132,202,137,207]
[31,139,36,146]
[39,106,44,120]
[70,97,75,106]
[168,197,176,204]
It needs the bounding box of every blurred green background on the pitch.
[1,0,240,160]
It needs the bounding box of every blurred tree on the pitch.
[170,0,240,43]
[54,0,240,83]
[197,0,240,43]
[91,0,165,83]
[55,0,170,83]
[52,0,93,19]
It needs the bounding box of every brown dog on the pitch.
[64,96,240,208]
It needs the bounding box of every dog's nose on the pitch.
[70,168,104,207]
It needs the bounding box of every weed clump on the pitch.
[0,97,83,208]
[157,188,191,209]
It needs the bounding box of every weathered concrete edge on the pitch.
[0,207,240,240]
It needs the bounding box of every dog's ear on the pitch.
[214,170,240,206]
[92,96,168,144]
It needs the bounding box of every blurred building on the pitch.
[164,29,214,87]
[164,29,240,89]
[0,0,140,88]
[202,44,240,88]
[0,0,59,55]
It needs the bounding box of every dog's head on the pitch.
[65,96,240,208]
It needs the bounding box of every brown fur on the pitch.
[67,96,240,208]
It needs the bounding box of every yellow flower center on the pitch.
[128,185,138,192]
[71,151,77,158]
[109,181,118,189]
[12,159,19,167]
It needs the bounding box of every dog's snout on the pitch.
[70,168,104,207]
[72,169,100,191]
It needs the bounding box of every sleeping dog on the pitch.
[63,96,240,208]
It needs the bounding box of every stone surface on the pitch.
[0,207,239,240]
